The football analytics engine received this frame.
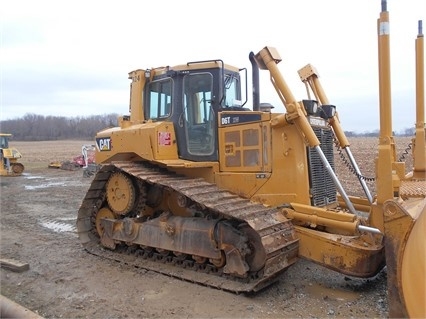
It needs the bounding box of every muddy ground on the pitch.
[1,138,413,318]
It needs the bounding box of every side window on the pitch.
[146,78,172,120]
[183,73,215,156]
[223,74,241,107]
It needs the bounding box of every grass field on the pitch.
[10,140,94,169]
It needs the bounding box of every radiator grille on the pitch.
[308,127,336,206]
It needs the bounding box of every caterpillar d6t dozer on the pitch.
[0,133,25,176]
[77,1,425,317]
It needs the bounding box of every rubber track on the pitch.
[77,161,299,293]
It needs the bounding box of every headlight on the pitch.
[302,100,319,115]
[321,104,336,119]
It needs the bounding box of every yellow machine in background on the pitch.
[77,1,425,317]
[0,133,24,176]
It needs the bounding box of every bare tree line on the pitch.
[0,113,415,141]
[0,113,119,141]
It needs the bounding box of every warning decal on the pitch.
[158,132,171,146]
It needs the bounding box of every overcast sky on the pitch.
[1,0,424,133]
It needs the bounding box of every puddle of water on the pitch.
[57,217,76,221]
[24,172,84,189]
[40,221,75,233]
[305,283,359,302]
[24,175,44,180]
[25,182,66,190]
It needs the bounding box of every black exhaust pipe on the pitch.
[249,52,260,111]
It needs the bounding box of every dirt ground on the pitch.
[0,138,413,318]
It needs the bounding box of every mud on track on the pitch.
[0,140,393,318]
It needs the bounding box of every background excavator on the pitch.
[77,1,425,317]
[0,133,25,176]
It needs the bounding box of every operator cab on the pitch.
[144,61,246,162]
[0,134,10,149]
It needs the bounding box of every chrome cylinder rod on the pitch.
[345,147,374,203]
[358,224,383,235]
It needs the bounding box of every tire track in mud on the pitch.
[2,169,89,238]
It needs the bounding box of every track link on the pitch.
[77,161,299,293]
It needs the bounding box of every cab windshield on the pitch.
[0,136,9,149]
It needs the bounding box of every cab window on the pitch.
[146,78,172,120]
[223,74,241,107]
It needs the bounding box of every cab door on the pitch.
[180,72,217,161]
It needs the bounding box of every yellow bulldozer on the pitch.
[77,1,425,317]
[0,133,25,176]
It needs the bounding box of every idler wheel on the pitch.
[95,207,116,236]
[240,225,266,272]
[106,172,136,215]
